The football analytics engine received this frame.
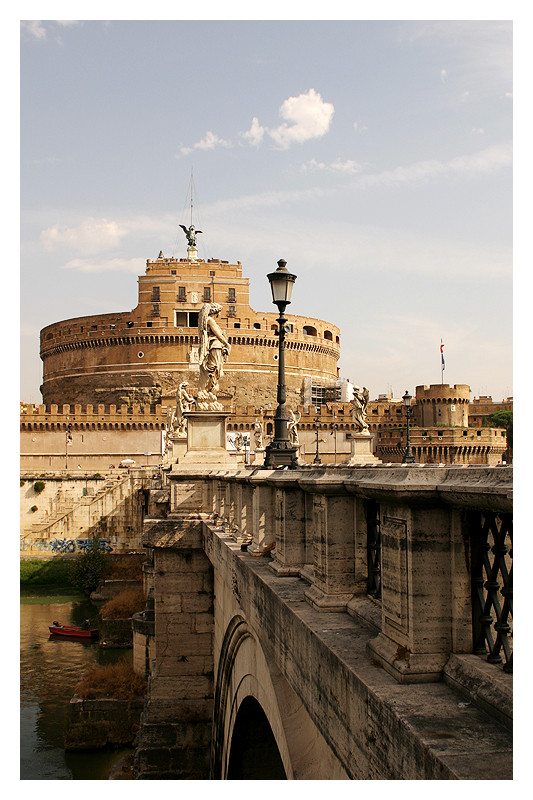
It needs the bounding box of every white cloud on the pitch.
[62,257,146,274]
[471,127,485,135]
[440,68,448,82]
[40,218,126,254]
[21,21,47,39]
[353,121,367,133]
[267,89,334,149]
[21,20,81,40]
[241,90,334,151]
[179,130,232,156]
[302,157,363,175]
[240,117,265,147]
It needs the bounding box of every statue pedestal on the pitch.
[344,432,382,466]
[179,412,239,466]
[251,447,265,466]
[187,247,198,261]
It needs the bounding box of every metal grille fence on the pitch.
[471,511,513,673]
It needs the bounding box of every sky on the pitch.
[19,12,514,404]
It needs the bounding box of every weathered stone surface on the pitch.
[65,696,144,750]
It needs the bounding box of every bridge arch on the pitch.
[211,613,348,780]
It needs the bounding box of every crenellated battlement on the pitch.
[20,402,164,431]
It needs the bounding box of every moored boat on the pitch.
[48,622,99,639]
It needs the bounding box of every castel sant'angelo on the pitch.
[39,235,340,412]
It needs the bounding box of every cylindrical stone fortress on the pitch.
[40,254,340,409]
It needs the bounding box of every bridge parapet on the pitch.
[168,465,512,685]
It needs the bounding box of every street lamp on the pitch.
[264,259,299,469]
[313,415,322,465]
[402,390,415,463]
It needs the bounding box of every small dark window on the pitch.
[228,287,236,301]
[234,323,241,328]
[147,321,152,327]
[171,270,176,275]
[152,286,160,301]
[228,305,236,317]
[188,312,199,328]
[91,325,97,331]
[178,286,186,300]
[203,286,211,301]
[210,270,215,277]
[127,321,134,328]
[152,304,160,317]
[254,323,261,329]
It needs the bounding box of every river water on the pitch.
[20,591,131,780]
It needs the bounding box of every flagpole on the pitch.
[440,339,444,384]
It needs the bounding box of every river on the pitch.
[20,590,132,780]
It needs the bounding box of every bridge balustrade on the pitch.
[172,465,512,683]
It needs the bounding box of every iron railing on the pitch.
[471,511,513,673]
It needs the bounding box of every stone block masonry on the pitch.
[133,516,214,780]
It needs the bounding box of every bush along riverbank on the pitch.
[65,662,147,751]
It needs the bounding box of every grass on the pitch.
[20,558,77,588]
[75,661,147,701]
[100,588,146,619]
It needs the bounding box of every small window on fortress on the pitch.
[188,312,199,328]
[254,323,261,329]
[152,286,160,301]
[91,325,97,331]
[234,323,241,328]
[303,325,317,336]
[127,321,134,328]
[147,321,152,327]
[203,287,211,301]
[228,287,236,301]
[175,311,187,327]
[178,286,186,301]
[210,271,215,277]
[171,270,176,275]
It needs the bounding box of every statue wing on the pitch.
[179,224,188,234]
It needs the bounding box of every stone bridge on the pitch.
[132,464,512,780]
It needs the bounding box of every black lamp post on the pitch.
[402,390,415,463]
[264,259,299,469]
[313,415,322,465]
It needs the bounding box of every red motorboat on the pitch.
[49,622,99,639]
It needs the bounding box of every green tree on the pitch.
[485,410,513,461]
[69,541,110,596]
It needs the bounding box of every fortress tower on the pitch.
[39,252,340,410]
[415,384,470,427]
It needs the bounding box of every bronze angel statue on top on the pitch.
[180,224,202,248]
